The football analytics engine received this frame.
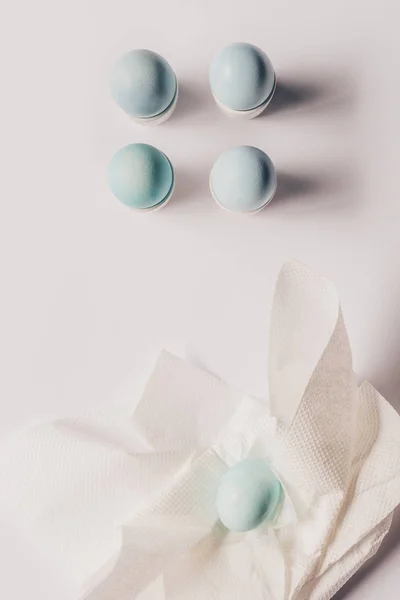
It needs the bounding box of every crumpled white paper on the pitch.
[1,261,400,600]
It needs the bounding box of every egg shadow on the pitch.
[263,72,356,117]
[169,166,212,213]
[172,81,213,121]
[275,172,326,199]
[268,169,356,214]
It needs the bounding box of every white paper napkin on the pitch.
[1,261,400,600]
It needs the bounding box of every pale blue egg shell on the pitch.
[210,146,277,213]
[209,43,275,111]
[110,49,177,118]
[216,459,283,532]
[108,143,174,210]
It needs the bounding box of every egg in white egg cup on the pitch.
[129,181,175,212]
[129,153,175,213]
[131,84,179,126]
[213,74,276,120]
[209,174,277,215]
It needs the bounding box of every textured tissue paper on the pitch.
[1,261,400,600]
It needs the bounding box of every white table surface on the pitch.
[1,0,400,597]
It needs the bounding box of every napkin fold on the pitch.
[1,261,400,600]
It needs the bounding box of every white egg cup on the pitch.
[131,84,179,126]
[209,173,277,215]
[212,74,276,120]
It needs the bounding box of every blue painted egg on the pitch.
[210,146,277,213]
[110,50,177,119]
[209,43,275,112]
[216,459,283,532]
[108,143,174,210]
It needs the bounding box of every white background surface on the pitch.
[1,0,400,597]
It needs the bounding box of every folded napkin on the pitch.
[1,261,400,600]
